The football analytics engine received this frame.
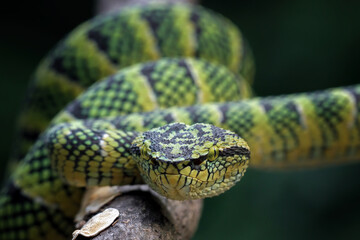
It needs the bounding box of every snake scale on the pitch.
[1,3,360,240]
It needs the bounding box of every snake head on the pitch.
[131,122,250,200]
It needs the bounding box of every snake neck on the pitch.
[45,122,143,187]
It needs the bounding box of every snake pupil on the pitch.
[208,146,219,161]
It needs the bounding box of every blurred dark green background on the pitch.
[1,0,360,239]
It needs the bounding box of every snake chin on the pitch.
[140,159,250,200]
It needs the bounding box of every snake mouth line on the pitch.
[155,171,238,189]
[152,170,242,200]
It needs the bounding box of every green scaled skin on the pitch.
[1,3,360,240]
[131,123,250,200]
[1,3,254,236]
[14,3,253,162]
[46,121,143,187]
[45,122,250,200]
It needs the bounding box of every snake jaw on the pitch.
[147,156,249,200]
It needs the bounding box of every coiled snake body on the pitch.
[1,3,360,239]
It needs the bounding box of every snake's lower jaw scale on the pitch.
[137,158,250,201]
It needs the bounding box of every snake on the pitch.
[0,3,359,240]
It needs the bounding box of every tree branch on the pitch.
[74,1,203,239]
[81,186,203,240]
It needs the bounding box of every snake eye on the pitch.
[208,146,219,161]
[140,145,150,160]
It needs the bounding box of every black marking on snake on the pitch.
[51,42,95,86]
[87,20,114,60]
[26,140,55,186]
[237,103,255,137]
[284,101,302,144]
[345,85,360,104]
[87,15,127,65]
[0,183,44,234]
[344,86,360,141]
[186,105,215,124]
[211,124,229,142]
[307,92,341,158]
[162,171,170,185]
[26,77,76,129]
[175,169,182,185]
[265,101,301,159]
[178,179,187,190]
[189,9,201,58]
[211,13,231,66]
[150,158,159,168]
[103,74,140,115]
[193,122,209,134]
[140,7,173,54]
[139,62,156,86]
[50,43,80,82]
[192,155,208,167]
[143,112,175,129]
[141,8,163,39]
[185,177,193,188]
[219,104,229,124]
[0,183,72,238]
[313,93,342,140]
[260,101,273,113]
[66,99,87,119]
[141,60,197,106]
[88,13,152,68]
[280,102,301,144]
[143,123,239,162]
[177,60,198,93]
[207,61,242,99]
[206,172,213,183]
[219,146,250,159]
[107,116,137,132]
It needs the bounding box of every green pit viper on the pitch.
[1,3,360,240]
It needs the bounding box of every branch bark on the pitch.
[74,1,203,239]
[80,186,203,240]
